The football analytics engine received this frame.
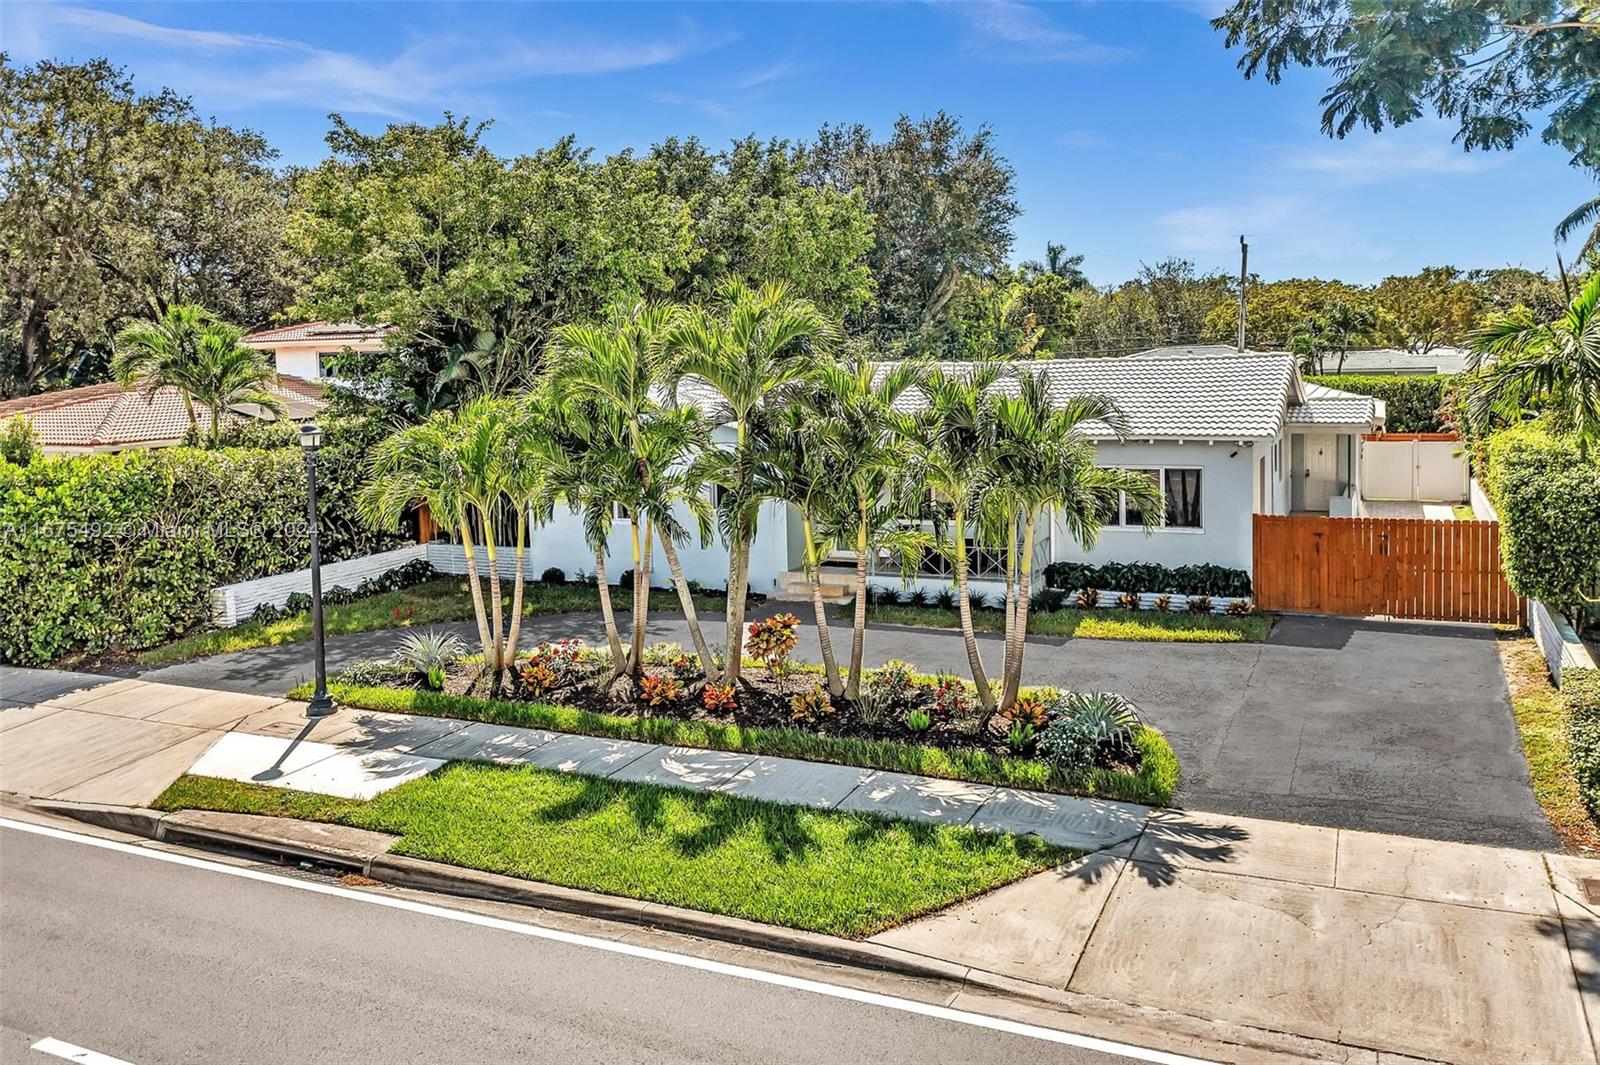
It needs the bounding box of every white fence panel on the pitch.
[1361,439,1416,500]
[1415,439,1469,502]
[208,544,428,627]
[1361,437,1468,502]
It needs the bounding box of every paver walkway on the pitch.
[0,666,1147,851]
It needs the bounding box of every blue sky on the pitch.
[3,0,1588,286]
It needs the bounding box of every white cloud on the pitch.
[3,5,732,116]
[1156,195,1389,263]
[938,0,1130,62]
[647,91,732,120]
[739,59,800,89]
[1286,136,1502,186]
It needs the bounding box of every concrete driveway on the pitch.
[138,609,1555,850]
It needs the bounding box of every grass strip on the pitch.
[154,765,1073,938]
[1496,631,1600,855]
[140,578,725,665]
[291,681,1178,805]
[858,605,1270,643]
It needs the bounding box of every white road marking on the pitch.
[29,1037,132,1065]
[3,817,1212,1065]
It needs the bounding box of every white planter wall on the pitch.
[1053,587,1249,615]
[1528,597,1598,687]
[208,545,428,627]
[1470,477,1499,522]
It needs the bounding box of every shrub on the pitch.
[1005,696,1051,729]
[394,629,466,690]
[934,587,956,610]
[1006,721,1037,753]
[1117,592,1139,611]
[1043,559,1250,598]
[334,658,414,687]
[1037,692,1142,773]
[746,613,799,674]
[790,685,835,724]
[1153,594,1173,613]
[930,674,969,719]
[638,673,682,708]
[519,638,585,697]
[906,587,928,608]
[0,447,316,664]
[1485,422,1600,620]
[1305,373,1455,433]
[904,708,932,733]
[250,602,285,625]
[1075,587,1100,610]
[1226,598,1254,615]
[1565,669,1600,815]
[967,589,988,611]
[540,566,566,584]
[702,683,737,713]
[283,591,313,614]
[1186,595,1213,614]
[857,658,920,724]
[0,416,39,467]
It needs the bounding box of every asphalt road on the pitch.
[139,605,1553,849]
[0,822,1142,1065]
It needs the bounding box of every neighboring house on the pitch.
[241,321,392,380]
[0,376,326,456]
[515,354,1384,594]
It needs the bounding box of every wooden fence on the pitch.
[1252,514,1523,624]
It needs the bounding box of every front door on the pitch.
[1298,433,1339,512]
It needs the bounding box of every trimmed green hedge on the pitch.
[1305,373,1456,433]
[1564,669,1600,817]
[0,448,311,664]
[1485,423,1600,618]
[1042,560,1251,598]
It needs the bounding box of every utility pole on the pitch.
[1237,235,1248,353]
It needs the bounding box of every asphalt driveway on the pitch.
[138,609,1555,850]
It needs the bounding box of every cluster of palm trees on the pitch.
[112,305,285,443]
[360,280,1158,721]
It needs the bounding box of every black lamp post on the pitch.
[298,420,335,718]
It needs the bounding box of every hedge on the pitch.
[1484,422,1600,618]
[1564,668,1600,817]
[0,448,312,664]
[1042,560,1251,598]
[1305,373,1456,433]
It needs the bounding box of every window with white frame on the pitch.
[611,501,631,521]
[1105,466,1202,530]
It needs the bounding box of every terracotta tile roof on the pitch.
[242,321,392,345]
[0,376,326,449]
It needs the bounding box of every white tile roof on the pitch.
[1288,382,1385,426]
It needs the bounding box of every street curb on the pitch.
[32,799,967,984]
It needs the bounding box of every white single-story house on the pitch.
[0,376,326,456]
[515,354,1385,595]
[1129,342,1469,377]
[241,321,392,380]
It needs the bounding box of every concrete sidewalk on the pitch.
[7,664,1600,1063]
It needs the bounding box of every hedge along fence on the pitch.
[1484,422,1600,627]
[1305,373,1457,433]
[0,448,313,665]
[1564,668,1600,816]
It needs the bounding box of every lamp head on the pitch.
[298,420,324,450]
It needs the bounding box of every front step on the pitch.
[776,569,855,600]
[769,591,853,606]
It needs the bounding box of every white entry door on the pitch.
[1299,433,1339,512]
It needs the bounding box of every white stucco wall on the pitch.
[1053,439,1259,573]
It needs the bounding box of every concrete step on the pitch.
[769,591,853,606]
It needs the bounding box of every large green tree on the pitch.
[1212,1,1600,254]
[1202,278,1394,350]
[1068,259,1232,356]
[289,116,695,418]
[1374,267,1485,352]
[805,112,1019,346]
[649,136,875,318]
[0,56,294,397]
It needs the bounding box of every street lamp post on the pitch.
[298,420,335,719]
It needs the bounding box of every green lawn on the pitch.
[1497,631,1600,855]
[153,766,1072,938]
[293,680,1179,805]
[140,578,725,665]
[859,604,1271,643]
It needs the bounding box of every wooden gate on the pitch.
[1252,514,1523,624]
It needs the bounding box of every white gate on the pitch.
[1361,433,1468,503]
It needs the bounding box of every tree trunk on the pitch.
[482,516,506,692]
[846,503,870,701]
[502,510,529,673]
[1001,512,1019,690]
[628,518,648,680]
[593,547,626,679]
[457,523,495,675]
[952,505,996,718]
[724,537,749,686]
[661,534,718,683]
[1000,513,1037,712]
[802,514,843,698]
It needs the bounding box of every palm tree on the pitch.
[1468,271,1600,456]
[909,362,1007,714]
[548,304,719,682]
[115,305,284,442]
[984,373,1159,715]
[1555,187,1599,260]
[758,399,846,697]
[361,397,547,691]
[668,281,838,686]
[811,355,926,699]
